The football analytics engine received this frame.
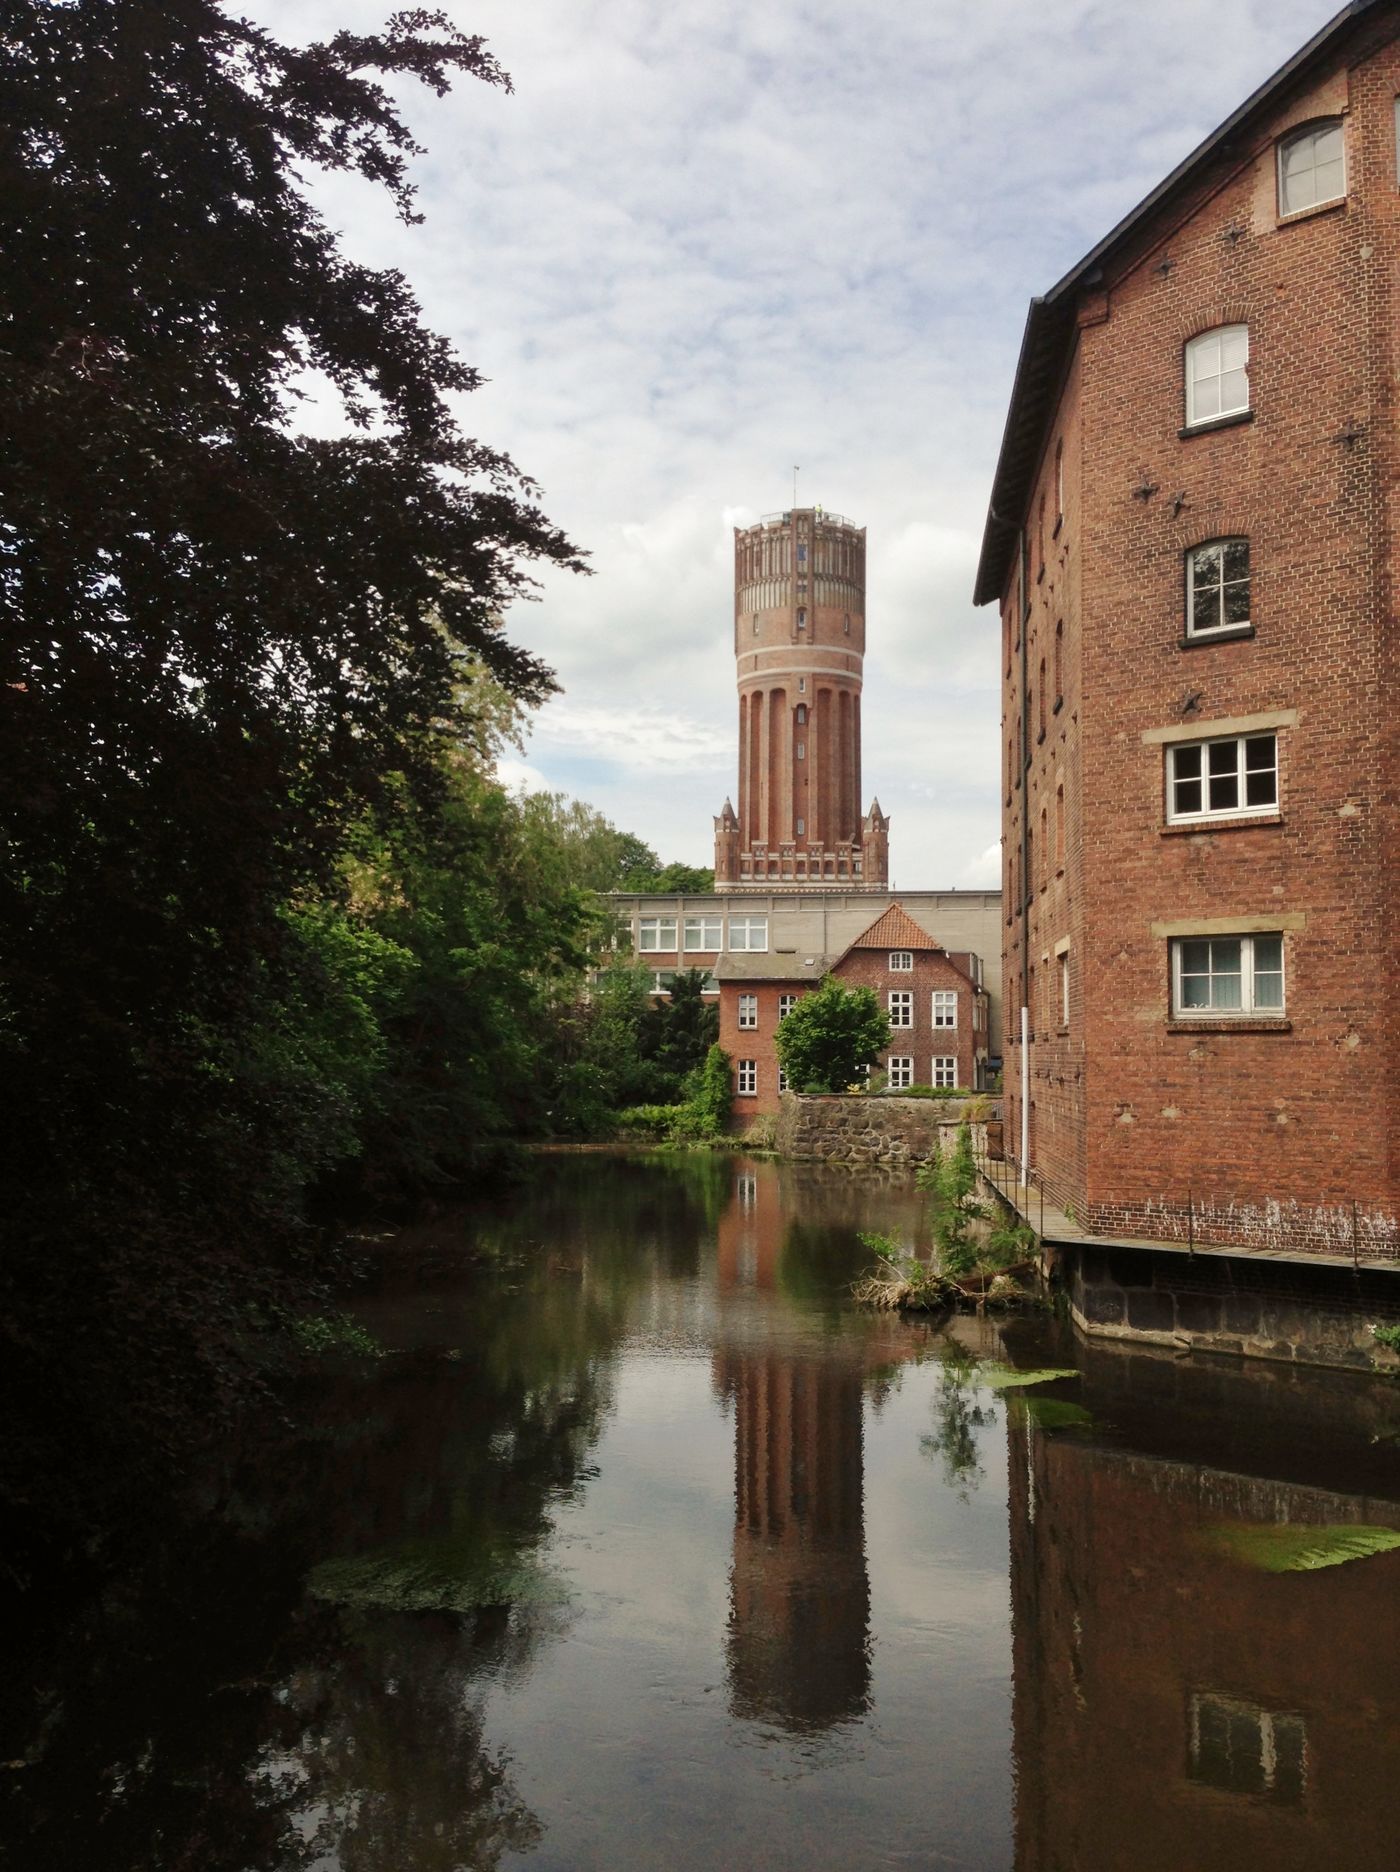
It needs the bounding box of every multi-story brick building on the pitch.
[975,0,1400,1255]
[713,902,991,1114]
[715,507,888,889]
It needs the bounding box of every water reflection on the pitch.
[1007,1340,1400,1872]
[11,1154,1400,1871]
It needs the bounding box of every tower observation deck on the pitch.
[714,507,888,889]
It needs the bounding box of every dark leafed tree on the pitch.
[0,3,584,1553]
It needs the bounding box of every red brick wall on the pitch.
[999,32,1400,1254]
[831,949,985,1093]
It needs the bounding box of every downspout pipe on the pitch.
[1018,526,1032,1179]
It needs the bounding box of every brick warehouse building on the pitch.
[714,903,991,1116]
[975,0,1400,1256]
[714,507,889,889]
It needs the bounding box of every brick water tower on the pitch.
[714,507,888,889]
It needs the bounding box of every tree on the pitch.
[774,980,890,1095]
[645,968,719,1084]
[0,3,585,1554]
[619,860,715,893]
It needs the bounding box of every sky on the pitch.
[247,0,1340,886]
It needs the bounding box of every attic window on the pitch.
[1278,119,1344,216]
[889,950,914,971]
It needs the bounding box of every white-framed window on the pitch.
[736,1059,758,1096]
[931,1056,956,1088]
[887,1056,914,1089]
[1168,732,1277,823]
[638,917,677,952]
[889,950,914,972]
[683,914,722,951]
[728,916,768,952]
[798,676,806,693]
[932,990,957,1027]
[888,990,913,1028]
[778,993,797,1019]
[1189,1692,1306,1802]
[796,742,805,760]
[1187,539,1250,637]
[795,817,805,835]
[1058,953,1070,1027]
[649,970,677,994]
[1186,325,1249,427]
[698,971,719,996]
[797,608,807,629]
[777,1067,789,1094]
[1278,119,1344,216]
[1171,933,1284,1017]
[738,993,758,1030]
[796,705,807,725]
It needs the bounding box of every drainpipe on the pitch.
[1018,525,1032,1181]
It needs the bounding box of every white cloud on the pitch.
[249,0,1338,870]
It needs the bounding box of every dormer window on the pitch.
[1185,325,1249,428]
[1279,119,1344,216]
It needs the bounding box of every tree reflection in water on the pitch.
[921,1342,998,1501]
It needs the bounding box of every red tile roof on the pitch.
[842,903,943,954]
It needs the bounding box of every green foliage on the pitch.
[985,1217,1038,1268]
[880,1083,968,1100]
[1371,1323,1400,1352]
[615,1104,687,1140]
[775,979,890,1096]
[916,1122,987,1277]
[620,861,716,893]
[682,1043,734,1139]
[921,1344,997,1498]
[976,1365,1079,1390]
[308,1535,570,1615]
[1,1,594,1550]
[1021,1397,1094,1432]
[1203,1521,1400,1573]
[290,1313,384,1359]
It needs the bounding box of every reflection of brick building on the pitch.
[716,507,887,890]
[975,4,1400,1253]
[1009,1360,1400,1869]
[715,901,991,1114]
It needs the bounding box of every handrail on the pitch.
[755,509,860,531]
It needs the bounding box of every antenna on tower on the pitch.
[793,465,800,510]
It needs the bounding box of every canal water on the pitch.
[9,1150,1400,1870]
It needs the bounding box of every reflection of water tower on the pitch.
[714,1167,871,1731]
[717,1349,871,1731]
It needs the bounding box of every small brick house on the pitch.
[716,902,990,1117]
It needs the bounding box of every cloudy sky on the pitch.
[250,0,1337,885]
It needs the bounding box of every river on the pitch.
[7,1150,1400,1870]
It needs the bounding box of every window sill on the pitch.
[1161,812,1281,836]
[1276,195,1345,230]
[1179,625,1255,650]
[1167,1017,1291,1035]
[1180,409,1254,440]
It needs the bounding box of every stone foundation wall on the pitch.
[769,1093,999,1167]
[1061,1240,1400,1374]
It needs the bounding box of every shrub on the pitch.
[616,1104,686,1140]
[916,1121,987,1279]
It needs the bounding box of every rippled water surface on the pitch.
[10,1151,1400,1871]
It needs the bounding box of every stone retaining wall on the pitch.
[768,1093,999,1167]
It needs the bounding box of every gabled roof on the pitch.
[843,903,944,954]
[972,0,1391,607]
